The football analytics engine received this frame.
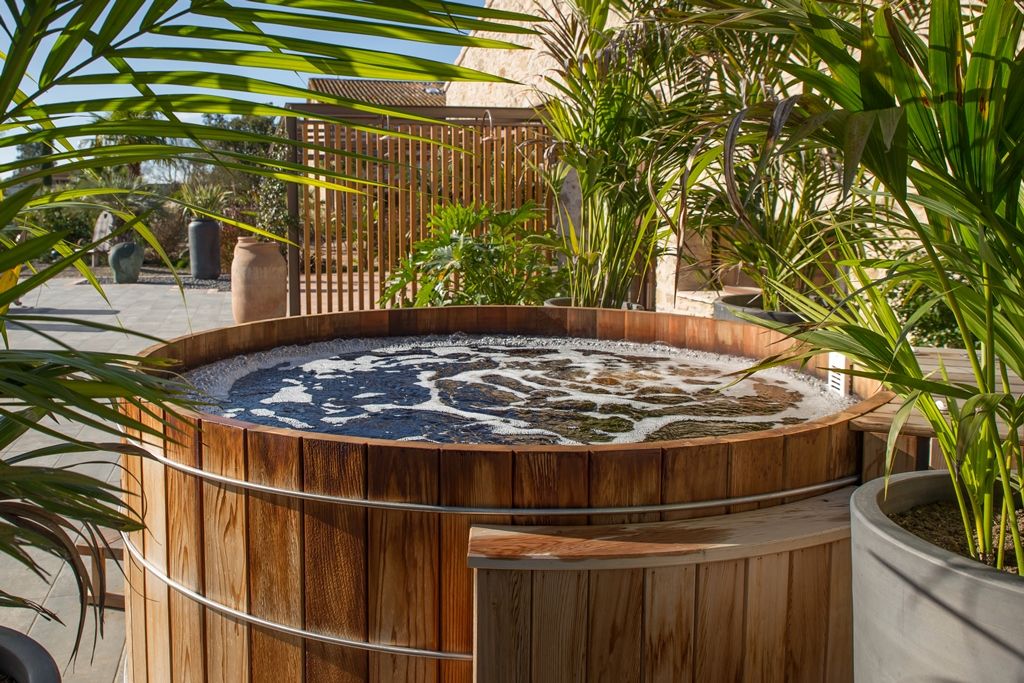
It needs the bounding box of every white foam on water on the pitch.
[185,333,854,445]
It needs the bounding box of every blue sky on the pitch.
[4,2,482,166]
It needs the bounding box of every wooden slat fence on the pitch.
[295,112,551,314]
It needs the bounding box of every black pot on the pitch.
[851,472,1024,681]
[187,219,221,280]
[712,292,802,325]
[0,627,60,683]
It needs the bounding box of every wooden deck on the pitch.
[849,347,1023,477]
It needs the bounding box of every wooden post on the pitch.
[286,116,301,316]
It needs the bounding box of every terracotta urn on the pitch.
[231,236,286,323]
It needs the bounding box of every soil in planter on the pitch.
[0,675,15,683]
[890,500,1023,575]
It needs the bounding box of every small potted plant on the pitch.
[177,183,230,280]
[686,145,865,324]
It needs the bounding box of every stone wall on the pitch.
[445,0,560,108]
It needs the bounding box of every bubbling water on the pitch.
[187,334,851,445]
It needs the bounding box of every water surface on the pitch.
[188,334,849,445]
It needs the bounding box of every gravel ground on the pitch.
[69,266,232,292]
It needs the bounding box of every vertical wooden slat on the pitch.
[304,438,369,682]
[354,129,365,311]
[783,425,831,503]
[247,430,304,683]
[296,116,550,310]
[531,571,588,683]
[513,450,588,525]
[503,125,514,211]
[371,132,382,309]
[473,569,531,683]
[587,569,642,683]
[729,435,784,512]
[825,540,853,683]
[165,414,206,683]
[785,544,831,682]
[661,440,730,520]
[140,406,171,683]
[694,560,744,682]
[302,121,312,315]
[122,403,148,683]
[325,124,334,313]
[202,420,249,683]
[367,444,439,682]
[643,565,695,683]
[589,448,661,524]
[346,127,355,311]
[386,132,397,302]
[744,552,789,682]
[439,448,513,683]
[314,130,324,315]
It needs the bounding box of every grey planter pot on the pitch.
[712,292,802,325]
[851,471,1024,682]
[187,219,221,280]
[0,626,60,682]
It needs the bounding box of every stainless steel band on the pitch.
[127,436,858,516]
[121,535,474,662]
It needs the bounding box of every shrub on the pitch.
[382,202,565,307]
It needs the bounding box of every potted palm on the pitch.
[536,0,675,309]
[177,184,231,280]
[688,0,1024,678]
[693,145,861,324]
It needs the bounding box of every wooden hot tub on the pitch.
[120,306,885,683]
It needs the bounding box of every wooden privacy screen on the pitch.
[296,110,551,314]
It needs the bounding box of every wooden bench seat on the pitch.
[469,488,855,682]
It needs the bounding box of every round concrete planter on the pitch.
[0,626,60,682]
[713,292,802,325]
[851,471,1024,682]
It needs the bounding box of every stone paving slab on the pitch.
[1,278,235,682]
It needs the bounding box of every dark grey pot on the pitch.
[712,293,802,325]
[0,627,60,683]
[851,472,1024,682]
[187,219,221,280]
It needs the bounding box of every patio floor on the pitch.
[0,276,235,682]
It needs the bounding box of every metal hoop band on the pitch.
[121,535,473,661]
[127,437,858,516]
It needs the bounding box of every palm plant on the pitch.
[537,0,692,308]
[0,0,534,653]
[686,0,1024,572]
